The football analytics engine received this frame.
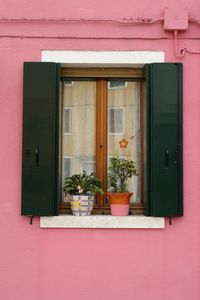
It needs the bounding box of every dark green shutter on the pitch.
[21,62,60,216]
[145,63,183,217]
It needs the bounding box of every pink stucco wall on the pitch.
[1,1,200,300]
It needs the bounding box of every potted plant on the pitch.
[107,157,138,216]
[63,171,103,216]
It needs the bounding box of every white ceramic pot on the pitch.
[70,195,95,216]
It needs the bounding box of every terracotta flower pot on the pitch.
[107,192,133,216]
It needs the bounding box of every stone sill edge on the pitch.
[40,215,165,229]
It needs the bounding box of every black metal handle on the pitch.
[35,147,39,166]
[165,146,169,169]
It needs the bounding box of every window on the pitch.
[81,160,96,174]
[22,62,183,218]
[63,156,73,178]
[108,81,128,89]
[64,80,74,87]
[108,108,125,135]
[63,107,72,134]
[60,72,144,214]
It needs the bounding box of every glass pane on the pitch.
[62,80,96,199]
[107,80,141,203]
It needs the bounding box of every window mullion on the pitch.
[96,79,108,208]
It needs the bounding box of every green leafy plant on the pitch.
[63,171,103,196]
[108,157,138,193]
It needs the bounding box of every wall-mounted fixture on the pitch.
[164,7,189,31]
[164,7,189,57]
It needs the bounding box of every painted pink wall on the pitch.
[1,1,200,300]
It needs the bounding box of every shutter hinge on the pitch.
[169,217,173,225]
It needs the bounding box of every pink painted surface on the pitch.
[0,1,200,300]
[110,205,130,216]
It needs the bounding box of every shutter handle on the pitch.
[35,147,39,166]
[164,146,169,169]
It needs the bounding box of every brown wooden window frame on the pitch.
[59,68,145,215]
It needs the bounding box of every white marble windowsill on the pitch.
[40,215,165,229]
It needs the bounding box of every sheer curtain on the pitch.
[107,81,141,203]
[62,80,96,199]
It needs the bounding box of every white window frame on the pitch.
[63,106,72,135]
[62,156,73,203]
[63,156,73,177]
[108,81,128,89]
[108,107,125,135]
[41,50,165,229]
[64,80,74,86]
[81,161,96,174]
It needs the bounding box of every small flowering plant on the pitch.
[63,171,103,196]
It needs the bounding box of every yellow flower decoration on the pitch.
[71,200,81,209]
